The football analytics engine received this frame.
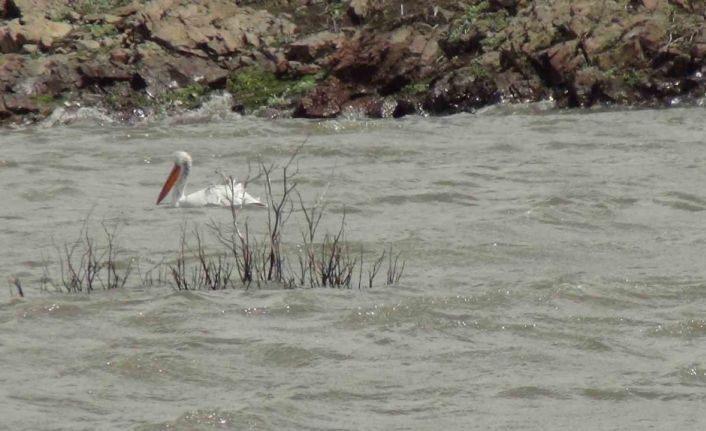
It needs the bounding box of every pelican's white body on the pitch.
[176,179,264,208]
[158,151,265,209]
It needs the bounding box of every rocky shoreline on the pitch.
[1,0,705,125]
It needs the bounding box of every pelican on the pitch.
[156,151,266,208]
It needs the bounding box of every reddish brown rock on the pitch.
[165,55,229,88]
[141,0,296,58]
[2,0,705,124]
[110,48,130,64]
[33,55,81,96]
[566,1,604,38]
[11,0,66,17]
[652,48,693,77]
[329,27,437,94]
[672,0,705,13]
[341,95,383,117]
[692,43,706,60]
[1,94,38,116]
[0,17,72,53]
[287,61,322,77]
[534,40,585,85]
[347,0,369,24]
[78,58,136,88]
[488,0,520,13]
[641,0,667,11]
[571,67,607,106]
[294,78,351,118]
[581,23,623,58]
[286,31,342,63]
[132,40,229,101]
[0,97,9,119]
[494,70,546,103]
[1,0,21,19]
[424,66,499,114]
[597,12,669,73]
[342,95,417,118]
[330,32,387,85]
[112,2,143,17]
[0,53,24,92]
[439,30,483,57]
[635,16,668,54]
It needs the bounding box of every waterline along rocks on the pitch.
[1,0,706,125]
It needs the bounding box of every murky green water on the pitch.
[2,104,706,429]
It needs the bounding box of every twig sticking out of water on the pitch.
[261,145,299,284]
[168,224,235,290]
[101,220,132,290]
[296,188,325,287]
[169,222,190,290]
[367,248,385,289]
[55,217,133,293]
[40,252,53,293]
[136,257,168,287]
[209,164,262,287]
[9,277,24,298]
[386,247,405,286]
[196,144,405,290]
[42,143,404,292]
[318,209,356,287]
[193,227,234,290]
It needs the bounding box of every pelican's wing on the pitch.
[182,181,265,208]
[180,185,232,207]
[223,180,266,208]
[204,185,229,206]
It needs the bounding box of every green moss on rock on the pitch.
[622,69,649,88]
[30,94,61,115]
[158,84,210,110]
[74,0,134,15]
[227,66,321,110]
[83,23,118,39]
[400,79,431,95]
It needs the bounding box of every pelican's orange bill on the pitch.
[156,164,180,204]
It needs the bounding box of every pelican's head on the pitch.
[156,151,192,205]
[174,151,192,168]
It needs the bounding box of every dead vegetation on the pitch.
[8,277,24,298]
[185,145,406,290]
[50,217,133,293]
[27,147,403,295]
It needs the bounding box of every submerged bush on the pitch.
[51,218,133,293]
[35,147,403,294]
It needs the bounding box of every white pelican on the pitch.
[156,151,266,208]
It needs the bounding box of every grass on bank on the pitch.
[101,66,322,114]
[227,66,320,111]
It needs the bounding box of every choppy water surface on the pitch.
[2,106,706,430]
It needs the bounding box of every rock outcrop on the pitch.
[1,0,705,125]
[0,16,72,52]
[141,0,295,58]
